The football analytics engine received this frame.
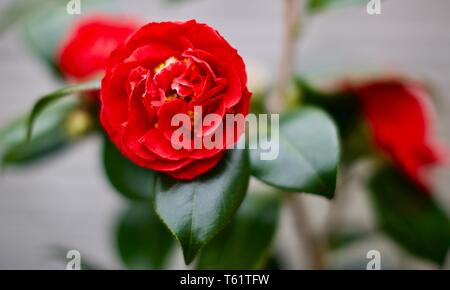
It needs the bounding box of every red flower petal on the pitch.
[100,20,251,179]
[58,15,140,81]
[355,79,447,192]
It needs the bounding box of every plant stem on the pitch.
[288,193,324,269]
[275,0,324,269]
[270,0,303,112]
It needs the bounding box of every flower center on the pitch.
[152,56,194,103]
[154,56,179,74]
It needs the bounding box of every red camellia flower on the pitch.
[100,20,251,180]
[58,15,140,81]
[354,79,447,192]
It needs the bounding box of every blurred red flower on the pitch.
[354,79,447,192]
[58,15,140,81]
[100,20,250,180]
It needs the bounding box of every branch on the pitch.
[270,0,303,112]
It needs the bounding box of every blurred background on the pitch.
[0,0,449,269]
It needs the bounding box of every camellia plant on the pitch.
[0,0,449,270]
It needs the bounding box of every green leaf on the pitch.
[0,99,77,165]
[103,138,157,201]
[307,0,369,13]
[296,78,360,138]
[21,0,115,76]
[0,0,59,34]
[197,192,281,269]
[250,107,339,199]
[154,147,250,264]
[22,3,69,77]
[369,166,450,265]
[26,81,100,142]
[296,78,374,163]
[4,127,67,165]
[116,202,174,269]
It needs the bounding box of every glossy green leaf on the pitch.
[197,192,281,269]
[0,99,77,165]
[103,138,157,201]
[26,81,100,142]
[307,0,369,13]
[369,166,450,265]
[116,202,174,269]
[154,147,250,264]
[250,107,339,199]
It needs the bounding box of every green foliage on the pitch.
[103,138,254,266]
[26,81,100,141]
[250,107,339,199]
[0,99,77,165]
[7,0,116,76]
[369,166,450,265]
[103,138,157,201]
[197,192,281,269]
[296,78,375,163]
[0,0,60,35]
[104,143,252,265]
[116,202,174,269]
[154,147,250,264]
[296,79,360,138]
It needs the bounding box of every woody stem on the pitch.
[271,0,303,112]
[276,0,324,269]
